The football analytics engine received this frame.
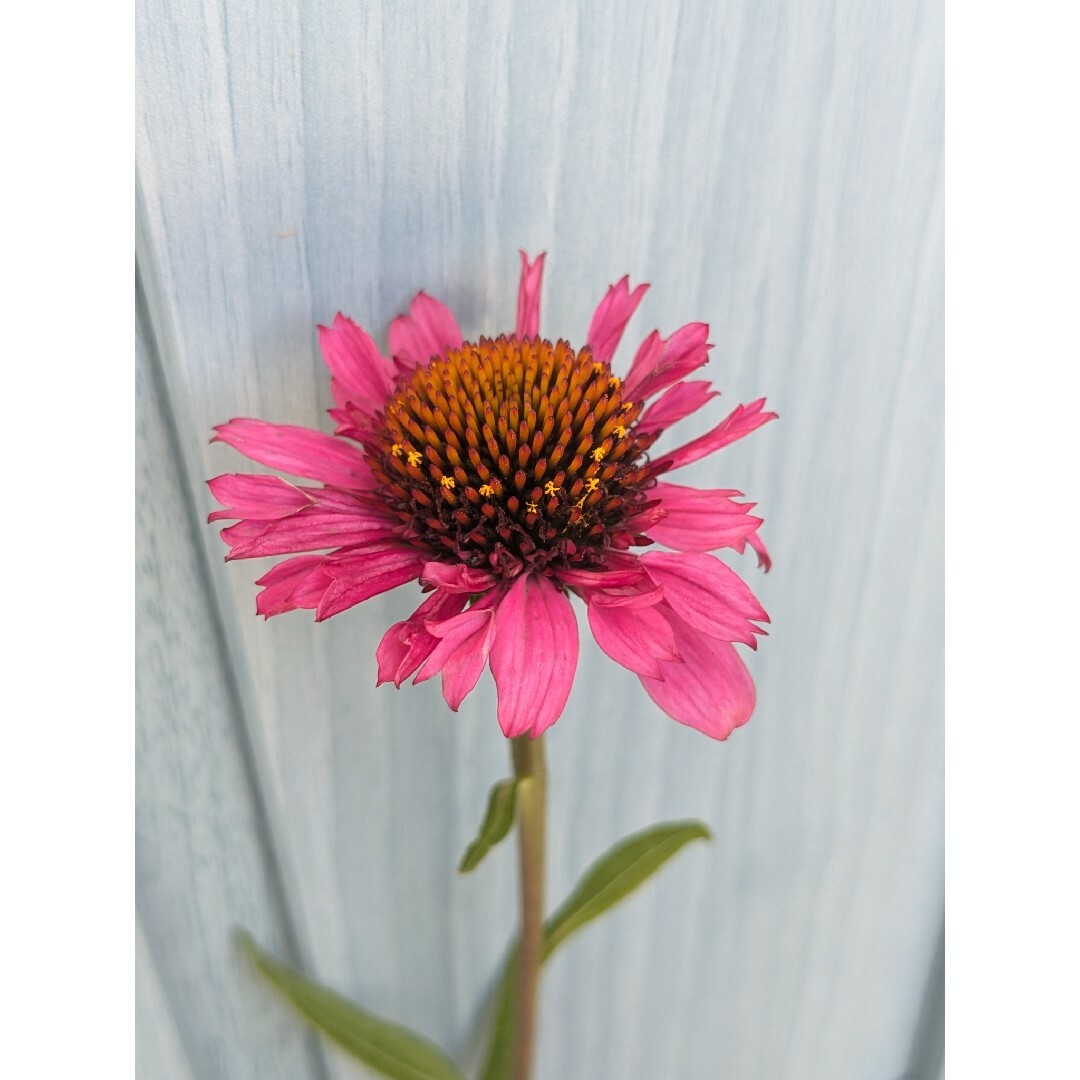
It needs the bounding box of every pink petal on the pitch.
[516,251,546,339]
[219,508,401,560]
[315,543,426,621]
[624,331,663,393]
[254,555,335,618]
[415,607,496,711]
[216,479,372,525]
[639,614,756,740]
[388,291,463,368]
[419,561,499,594]
[641,551,768,648]
[634,380,719,437]
[488,574,579,738]
[207,474,314,522]
[553,562,648,589]
[582,581,666,609]
[587,594,681,679]
[297,487,379,513]
[376,590,468,687]
[322,540,425,579]
[328,401,380,443]
[623,322,711,401]
[747,530,773,572]
[255,554,324,590]
[640,482,764,554]
[586,276,649,364]
[659,398,778,472]
[212,419,375,491]
[317,314,394,408]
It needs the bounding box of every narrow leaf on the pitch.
[239,931,468,1080]
[479,820,711,1080]
[545,820,712,952]
[459,779,520,873]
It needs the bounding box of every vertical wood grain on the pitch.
[136,1,943,1077]
[137,923,199,1080]
[136,274,328,1080]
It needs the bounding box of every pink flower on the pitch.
[209,252,776,740]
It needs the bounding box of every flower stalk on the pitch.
[511,733,547,1080]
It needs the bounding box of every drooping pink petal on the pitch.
[322,540,425,578]
[516,251,546,339]
[622,322,711,401]
[297,486,380,514]
[315,542,427,621]
[212,419,376,490]
[578,581,666,608]
[641,551,768,648]
[586,276,649,364]
[634,380,719,437]
[747,530,773,572]
[488,574,579,738]
[414,607,497,710]
[253,555,335,618]
[609,504,666,545]
[553,562,648,589]
[207,474,315,522]
[658,398,778,472]
[388,291,463,369]
[640,482,763,554]
[376,590,468,687]
[211,479,370,527]
[328,401,380,444]
[317,313,395,409]
[419,561,499,594]
[586,593,681,679]
[639,613,756,740]
[219,507,401,560]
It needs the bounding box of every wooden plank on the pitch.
[136,285,327,1080]
[136,0,944,1076]
[137,921,198,1080]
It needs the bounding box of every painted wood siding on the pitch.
[135,2,943,1078]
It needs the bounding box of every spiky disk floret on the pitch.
[366,336,660,575]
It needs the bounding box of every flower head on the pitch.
[209,251,776,740]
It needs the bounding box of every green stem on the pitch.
[510,734,547,1080]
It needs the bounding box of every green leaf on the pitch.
[479,820,711,1080]
[459,779,520,873]
[544,820,712,953]
[238,931,468,1080]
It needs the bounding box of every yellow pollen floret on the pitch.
[591,447,606,462]
[614,424,627,438]
[478,484,494,497]
[544,480,560,496]
[608,376,621,390]
[592,362,604,374]
[585,477,600,492]
[525,501,539,513]
[440,476,456,490]
[391,443,403,457]
[407,450,423,467]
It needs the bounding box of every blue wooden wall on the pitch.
[136,2,944,1077]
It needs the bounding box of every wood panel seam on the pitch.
[136,250,332,1080]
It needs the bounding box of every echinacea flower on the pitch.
[209,252,776,740]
